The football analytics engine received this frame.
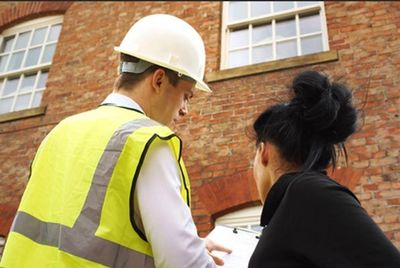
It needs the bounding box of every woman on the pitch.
[249,70,400,267]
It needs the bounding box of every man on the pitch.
[1,14,230,267]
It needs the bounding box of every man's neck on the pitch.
[113,87,149,113]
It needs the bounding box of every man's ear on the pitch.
[151,68,165,93]
[260,142,269,166]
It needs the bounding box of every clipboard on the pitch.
[207,225,261,268]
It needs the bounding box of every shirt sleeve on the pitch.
[135,140,216,268]
[289,176,400,267]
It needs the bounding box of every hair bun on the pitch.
[290,71,357,143]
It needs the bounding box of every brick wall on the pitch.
[0,1,399,254]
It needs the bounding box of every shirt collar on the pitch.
[260,170,327,226]
[260,172,296,226]
[101,92,145,114]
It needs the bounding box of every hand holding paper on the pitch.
[206,225,260,268]
[205,236,233,266]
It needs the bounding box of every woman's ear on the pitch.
[260,142,269,166]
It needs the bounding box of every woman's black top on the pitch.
[249,171,400,268]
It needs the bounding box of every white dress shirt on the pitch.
[102,93,215,268]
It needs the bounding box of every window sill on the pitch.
[0,106,47,123]
[206,50,339,83]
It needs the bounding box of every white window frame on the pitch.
[215,205,263,232]
[0,15,63,114]
[221,1,329,69]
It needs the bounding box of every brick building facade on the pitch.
[0,1,399,257]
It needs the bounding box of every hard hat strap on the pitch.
[119,60,154,74]
[119,60,195,84]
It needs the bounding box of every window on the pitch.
[215,205,263,233]
[0,16,63,114]
[221,1,329,69]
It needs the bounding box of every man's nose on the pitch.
[179,101,188,117]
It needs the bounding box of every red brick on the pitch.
[387,199,400,206]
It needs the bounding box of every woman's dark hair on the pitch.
[253,70,358,171]
[114,53,180,90]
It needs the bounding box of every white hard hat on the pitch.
[114,14,211,92]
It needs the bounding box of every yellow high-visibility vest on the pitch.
[1,105,191,267]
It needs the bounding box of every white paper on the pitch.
[207,225,260,268]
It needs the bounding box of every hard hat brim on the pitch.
[195,80,212,93]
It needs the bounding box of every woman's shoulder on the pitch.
[286,170,360,205]
[288,170,346,189]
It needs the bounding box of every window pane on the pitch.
[301,34,323,55]
[229,2,247,22]
[37,71,48,89]
[252,45,272,64]
[31,27,47,46]
[229,49,248,68]
[25,47,42,67]
[32,91,43,107]
[0,55,9,73]
[41,44,56,63]
[250,2,271,18]
[3,77,19,96]
[276,18,296,40]
[297,1,317,8]
[15,31,31,50]
[273,2,294,12]
[229,28,248,49]
[253,24,272,45]
[300,13,321,35]
[8,51,24,71]
[276,40,297,59]
[20,73,37,93]
[48,24,62,42]
[0,97,13,114]
[1,36,15,53]
[14,93,31,111]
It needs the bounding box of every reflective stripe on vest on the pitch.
[12,211,154,267]
[8,117,184,267]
